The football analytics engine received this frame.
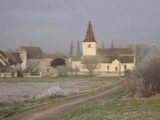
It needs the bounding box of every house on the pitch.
[16,46,43,70]
[17,46,67,76]
[70,21,135,76]
[0,51,9,72]
[0,50,22,77]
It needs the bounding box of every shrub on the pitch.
[126,51,160,97]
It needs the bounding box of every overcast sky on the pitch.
[0,0,160,53]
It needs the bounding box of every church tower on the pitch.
[83,21,97,56]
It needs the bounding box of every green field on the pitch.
[62,89,160,120]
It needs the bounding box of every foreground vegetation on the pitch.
[126,51,160,98]
[62,89,160,120]
[0,76,118,118]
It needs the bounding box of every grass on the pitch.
[0,76,119,118]
[0,76,119,83]
[62,89,160,120]
[0,97,59,118]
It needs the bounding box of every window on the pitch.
[124,65,127,70]
[115,67,118,71]
[88,44,91,48]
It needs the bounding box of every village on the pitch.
[1,0,160,119]
[0,22,135,78]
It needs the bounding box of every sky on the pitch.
[0,0,160,54]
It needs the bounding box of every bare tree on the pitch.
[82,56,99,77]
[134,43,155,66]
[76,40,81,56]
[69,40,74,57]
[111,40,114,48]
[72,66,80,78]
[101,41,105,48]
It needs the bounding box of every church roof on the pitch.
[96,48,134,63]
[83,21,96,42]
[97,48,134,56]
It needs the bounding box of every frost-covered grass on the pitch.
[0,82,79,103]
[62,89,160,120]
[0,77,117,103]
[0,76,118,118]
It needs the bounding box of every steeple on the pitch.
[83,21,96,42]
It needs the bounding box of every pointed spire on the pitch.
[83,21,96,42]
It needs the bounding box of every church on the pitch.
[70,21,135,76]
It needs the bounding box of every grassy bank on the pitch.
[62,89,160,120]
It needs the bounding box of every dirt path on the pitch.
[2,81,124,120]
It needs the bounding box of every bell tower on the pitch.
[82,21,97,56]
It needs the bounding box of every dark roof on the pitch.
[83,21,96,42]
[4,52,22,65]
[20,46,43,59]
[96,48,134,63]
